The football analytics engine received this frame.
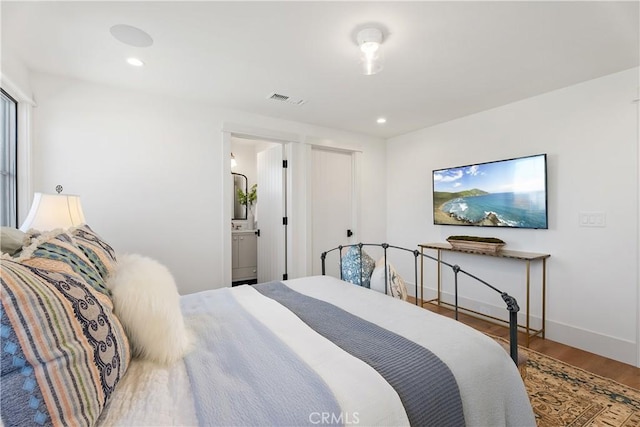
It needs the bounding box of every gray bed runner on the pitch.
[255,281,465,427]
[181,289,342,426]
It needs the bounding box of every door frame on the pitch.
[221,123,362,286]
[221,123,302,286]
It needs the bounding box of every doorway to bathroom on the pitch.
[230,136,285,285]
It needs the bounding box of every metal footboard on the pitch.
[320,242,520,365]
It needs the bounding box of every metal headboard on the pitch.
[321,242,521,365]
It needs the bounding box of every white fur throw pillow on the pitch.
[106,253,191,365]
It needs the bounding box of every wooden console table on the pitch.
[419,243,550,346]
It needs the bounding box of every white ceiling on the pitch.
[2,1,638,139]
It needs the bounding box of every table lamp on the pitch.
[19,187,86,232]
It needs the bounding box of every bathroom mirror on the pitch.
[232,173,248,220]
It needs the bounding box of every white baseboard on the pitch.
[546,320,637,366]
[410,285,638,366]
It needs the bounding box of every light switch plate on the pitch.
[579,211,606,227]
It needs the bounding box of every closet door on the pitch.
[257,144,286,282]
[311,148,354,277]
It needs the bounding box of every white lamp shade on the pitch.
[19,193,86,232]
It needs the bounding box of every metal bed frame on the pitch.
[321,243,521,365]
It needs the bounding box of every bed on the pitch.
[1,227,535,427]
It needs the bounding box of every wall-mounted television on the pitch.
[433,154,548,229]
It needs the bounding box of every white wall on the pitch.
[387,68,639,365]
[0,48,32,100]
[29,71,387,295]
[230,137,260,191]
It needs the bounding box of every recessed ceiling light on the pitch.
[127,57,145,67]
[376,117,387,124]
[110,24,154,47]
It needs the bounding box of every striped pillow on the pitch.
[0,259,130,426]
[70,225,117,282]
[18,230,111,297]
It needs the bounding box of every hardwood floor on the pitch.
[411,299,640,389]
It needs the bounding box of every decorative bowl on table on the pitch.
[446,236,505,254]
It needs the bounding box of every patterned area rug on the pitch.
[506,342,640,426]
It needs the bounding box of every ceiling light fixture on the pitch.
[127,57,144,67]
[231,153,237,168]
[357,27,384,76]
[376,117,387,124]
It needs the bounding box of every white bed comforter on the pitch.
[98,276,535,426]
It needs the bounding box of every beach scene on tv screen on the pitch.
[433,155,547,228]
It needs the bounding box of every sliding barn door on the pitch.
[311,148,354,277]
[257,144,286,282]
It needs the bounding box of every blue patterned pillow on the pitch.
[341,246,375,288]
[0,259,130,427]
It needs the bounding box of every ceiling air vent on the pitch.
[267,92,306,106]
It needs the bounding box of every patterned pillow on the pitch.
[387,263,408,301]
[0,260,130,426]
[341,246,375,288]
[70,224,117,282]
[369,257,408,300]
[16,230,111,297]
